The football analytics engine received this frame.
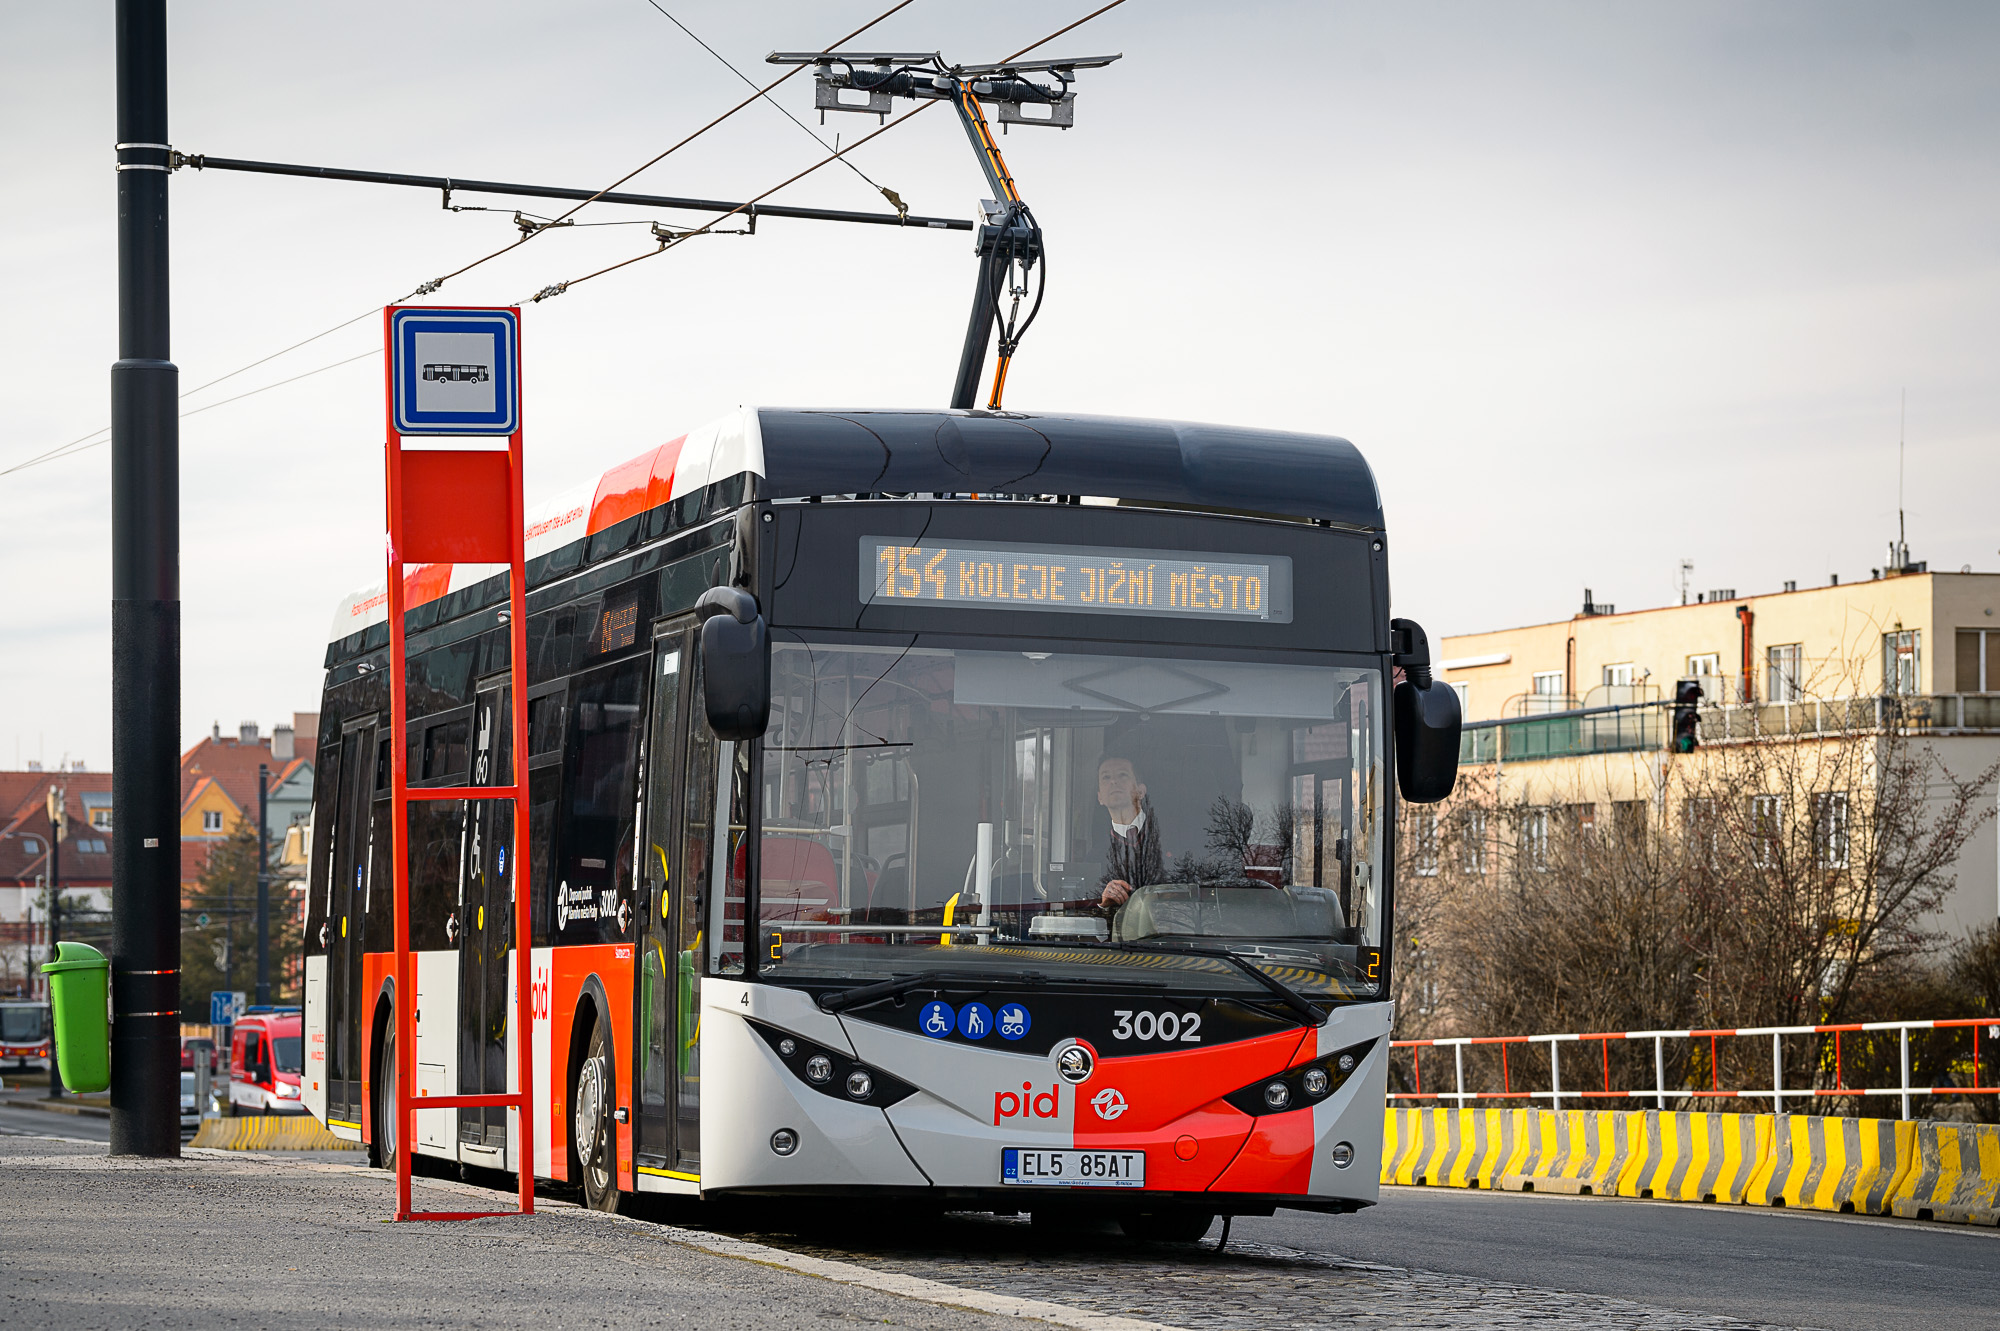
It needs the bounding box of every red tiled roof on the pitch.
[0,772,117,888]
[179,736,312,816]
[180,839,216,890]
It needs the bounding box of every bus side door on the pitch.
[457,676,516,1153]
[635,624,697,1174]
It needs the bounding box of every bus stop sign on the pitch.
[388,307,520,435]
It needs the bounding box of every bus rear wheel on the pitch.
[1119,1208,1216,1243]
[571,1017,619,1212]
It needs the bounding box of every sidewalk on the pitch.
[0,1138,1048,1331]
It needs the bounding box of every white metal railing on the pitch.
[1393,1018,2000,1120]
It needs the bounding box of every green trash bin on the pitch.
[41,941,111,1094]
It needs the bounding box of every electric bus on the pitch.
[301,407,1458,1236]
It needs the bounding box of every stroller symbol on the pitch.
[920,1001,956,1039]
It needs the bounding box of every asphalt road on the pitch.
[1238,1185,2000,1331]
[0,1101,110,1142]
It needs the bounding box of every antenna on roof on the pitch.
[1897,388,1906,564]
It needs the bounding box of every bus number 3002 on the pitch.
[1110,1010,1201,1043]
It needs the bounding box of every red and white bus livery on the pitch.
[302,407,1457,1235]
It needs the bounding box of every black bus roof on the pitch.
[758,409,1382,531]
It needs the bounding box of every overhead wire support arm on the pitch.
[170,153,971,231]
[767,49,1121,411]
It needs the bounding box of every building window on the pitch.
[1602,663,1636,687]
[1767,643,1804,704]
[21,836,41,855]
[1686,653,1721,678]
[1958,630,1994,693]
[1532,671,1565,697]
[1813,792,1850,869]
[1612,799,1647,848]
[202,810,223,833]
[89,809,112,830]
[1457,809,1487,875]
[1448,682,1470,714]
[1749,794,1782,868]
[1411,808,1440,878]
[1682,797,1718,866]
[1519,807,1550,872]
[1882,631,1921,694]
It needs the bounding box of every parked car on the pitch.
[180,1071,200,1133]
[180,1036,218,1075]
[230,1009,305,1115]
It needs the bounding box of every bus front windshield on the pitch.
[758,642,1385,1001]
[1,1005,48,1042]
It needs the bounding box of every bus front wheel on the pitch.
[373,1024,398,1173]
[571,1017,619,1212]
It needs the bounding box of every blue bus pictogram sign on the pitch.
[957,1002,994,1040]
[389,307,520,435]
[919,1001,955,1038]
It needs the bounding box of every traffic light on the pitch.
[1672,680,1702,753]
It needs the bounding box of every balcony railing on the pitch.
[1460,693,2000,765]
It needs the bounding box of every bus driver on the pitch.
[1097,753,1164,909]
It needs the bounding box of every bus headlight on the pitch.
[1224,1040,1377,1117]
[770,1128,799,1156]
[1330,1141,1355,1169]
[845,1069,874,1100]
[805,1054,834,1084]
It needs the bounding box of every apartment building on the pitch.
[1434,568,2000,936]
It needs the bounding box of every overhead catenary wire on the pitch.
[4,2,926,481]
[0,350,381,478]
[419,0,922,295]
[519,0,1132,305]
[640,0,907,214]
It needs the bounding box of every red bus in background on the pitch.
[1,1001,51,1069]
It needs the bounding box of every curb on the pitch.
[0,1096,110,1120]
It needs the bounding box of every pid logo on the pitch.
[994,1082,1061,1125]
[529,970,551,1021]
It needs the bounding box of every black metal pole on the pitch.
[178,155,972,231]
[255,763,269,1006]
[950,242,1005,410]
[47,829,64,1099]
[109,0,181,1158]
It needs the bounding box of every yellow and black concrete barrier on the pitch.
[190,1115,363,1151]
[1383,1106,2000,1227]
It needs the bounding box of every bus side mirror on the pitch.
[696,587,771,741]
[1391,617,1460,803]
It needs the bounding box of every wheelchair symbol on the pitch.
[920,1001,955,1039]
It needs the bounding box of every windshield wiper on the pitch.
[817,969,1044,1014]
[1109,941,1327,1028]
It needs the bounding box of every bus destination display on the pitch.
[862,538,1292,623]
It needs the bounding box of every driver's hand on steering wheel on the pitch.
[1100,879,1133,908]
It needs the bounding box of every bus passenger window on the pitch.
[528,693,565,755]
[553,657,647,944]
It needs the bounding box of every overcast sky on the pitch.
[4,1,1996,769]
